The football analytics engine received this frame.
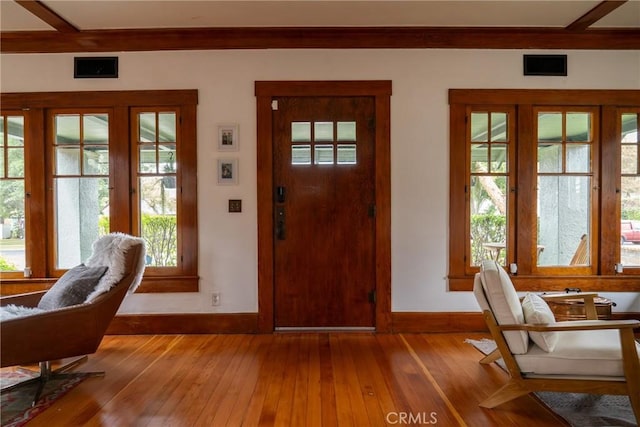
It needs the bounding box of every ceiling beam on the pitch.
[566,0,628,31]
[15,0,79,33]
[2,27,639,53]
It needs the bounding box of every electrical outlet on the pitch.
[212,292,221,306]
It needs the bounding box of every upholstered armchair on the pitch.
[473,260,640,423]
[1,233,145,403]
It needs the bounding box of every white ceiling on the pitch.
[1,0,639,32]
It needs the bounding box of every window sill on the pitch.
[449,274,640,292]
[0,275,199,296]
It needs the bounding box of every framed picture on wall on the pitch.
[218,124,239,151]
[217,158,238,185]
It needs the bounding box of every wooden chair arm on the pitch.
[0,291,46,308]
[541,292,599,300]
[541,292,600,320]
[499,319,639,333]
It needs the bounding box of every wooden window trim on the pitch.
[0,90,198,294]
[449,89,640,292]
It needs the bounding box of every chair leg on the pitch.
[480,379,530,408]
[479,349,501,365]
[1,356,104,406]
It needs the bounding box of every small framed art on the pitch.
[217,158,238,185]
[218,124,239,151]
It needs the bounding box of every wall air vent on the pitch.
[523,55,567,76]
[74,57,118,79]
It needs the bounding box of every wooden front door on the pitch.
[272,96,376,328]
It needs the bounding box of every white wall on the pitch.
[2,49,640,315]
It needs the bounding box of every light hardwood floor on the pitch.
[4,333,568,426]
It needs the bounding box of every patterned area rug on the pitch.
[465,338,637,427]
[1,369,90,427]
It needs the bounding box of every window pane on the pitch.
[490,144,507,173]
[469,176,508,266]
[490,112,508,142]
[621,113,638,141]
[537,176,590,266]
[337,122,356,141]
[7,148,24,178]
[56,114,80,145]
[83,146,109,175]
[538,113,563,142]
[55,177,109,269]
[292,122,311,142]
[56,146,81,175]
[621,145,638,174]
[158,112,176,142]
[0,180,25,272]
[138,113,156,142]
[7,116,24,146]
[538,144,562,173]
[83,114,109,145]
[566,113,591,142]
[620,112,639,267]
[139,145,157,173]
[470,144,488,172]
[139,176,177,267]
[0,114,25,273]
[314,144,334,164]
[337,144,357,164]
[471,112,488,142]
[292,145,311,165]
[566,144,590,173]
[314,122,333,142]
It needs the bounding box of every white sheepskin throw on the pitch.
[0,304,44,321]
[84,232,146,302]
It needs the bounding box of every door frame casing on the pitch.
[255,81,392,333]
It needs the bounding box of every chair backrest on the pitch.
[476,260,529,354]
[569,234,588,265]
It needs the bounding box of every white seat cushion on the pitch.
[515,322,640,377]
[480,260,529,354]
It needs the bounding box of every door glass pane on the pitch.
[337,122,356,141]
[537,176,590,266]
[314,122,333,142]
[292,145,311,165]
[620,113,639,266]
[292,122,311,142]
[55,177,109,269]
[337,144,356,164]
[470,176,508,266]
[314,145,334,164]
[0,115,25,272]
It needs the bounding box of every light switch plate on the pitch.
[229,199,242,213]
